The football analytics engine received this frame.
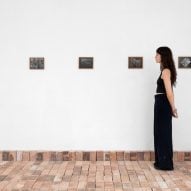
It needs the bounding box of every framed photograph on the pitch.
[128,57,143,69]
[30,57,44,69]
[79,57,93,69]
[178,57,191,68]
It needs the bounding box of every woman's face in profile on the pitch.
[155,53,161,63]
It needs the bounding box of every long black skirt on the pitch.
[154,94,173,170]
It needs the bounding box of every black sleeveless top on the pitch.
[156,72,166,93]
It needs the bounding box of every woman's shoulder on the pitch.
[161,68,171,79]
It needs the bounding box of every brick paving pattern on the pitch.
[0,161,191,190]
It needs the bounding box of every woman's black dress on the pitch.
[154,72,174,170]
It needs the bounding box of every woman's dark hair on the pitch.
[156,46,177,86]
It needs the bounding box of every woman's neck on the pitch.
[160,64,164,71]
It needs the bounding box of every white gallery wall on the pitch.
[0,0,190,151]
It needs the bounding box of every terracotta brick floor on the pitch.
[0,161,191,191]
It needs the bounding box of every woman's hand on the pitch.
[172,108,178,118]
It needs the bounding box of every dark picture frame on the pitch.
[178,57,191,69]
[79,57,93,69]
[128,57,143,69]
[30,57,44,70]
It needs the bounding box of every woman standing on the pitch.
[154,46,178,170]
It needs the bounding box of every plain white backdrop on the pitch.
[0,0,190,150]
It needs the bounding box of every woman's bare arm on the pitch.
[162,69,178,118]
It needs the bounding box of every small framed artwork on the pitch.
[128,57,143,69]
[178,57,191,68]
[79,57,93,69]
[30,57,44,69]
